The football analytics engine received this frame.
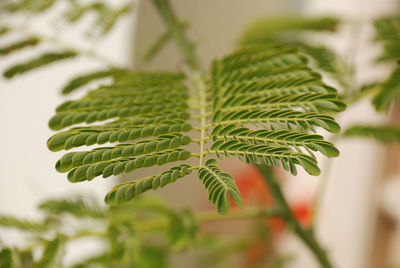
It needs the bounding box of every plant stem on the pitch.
[257,165,333,268]
[151,0,200,70]
[192,72,208,167]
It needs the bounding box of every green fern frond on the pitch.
[218,93,344,113]
[0,37,39,55]
[238,16,339,45]
[372,68,400,111]
[67,148,191,182]
[212,109,340,133]
[105,164,192,204]
[3,50,77,79]
[61,69,124,95]
[211,140,319,175]
[48,45,343,214]
[198,159,243,214]
[344,125,400,143]
[49,103,188,130]
[373,15,400,62]
[33,238,63,268]
[212,125,339,157]
[47,118,191,151]
[0,216,45,231]
[55,134,191,172]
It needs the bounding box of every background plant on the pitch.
[1,0,399,267]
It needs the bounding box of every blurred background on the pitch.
[1,0,400,267]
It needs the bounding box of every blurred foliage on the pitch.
[0,37,40,55]
[344,125,400,143]
[345,15,400,143]
[3,51,78,78]
[371,15,400,112]
[1,0,399,266]
[0,196,288,268]
[0,0,133,79]
[373,15,400,63]
[0,0,132,37]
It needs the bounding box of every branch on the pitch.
[257,164,334,268]
[151,0,200,70]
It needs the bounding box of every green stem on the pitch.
[151,0,200,70]
[257,165,333,268]
[192,72,208,167]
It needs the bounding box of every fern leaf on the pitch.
[212,124,339,157]
[218,93,344,113]
[0,216,45,231]
[372,68,400,111]
[344,125,400,143]
[61,69,124,95]
[49,102,187,130]
[105,164,192,204]
[213,109,340,133]
[67,149,191,182]
[198,159,243,214]
[3,51,77,78]
[55,134,191,172]
[211,139,319,175]
[0,36,39,55]
[33,238,63,268]
[47,119,191,151]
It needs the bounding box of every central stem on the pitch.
[151,0,200,70]
[192,72,208,167]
